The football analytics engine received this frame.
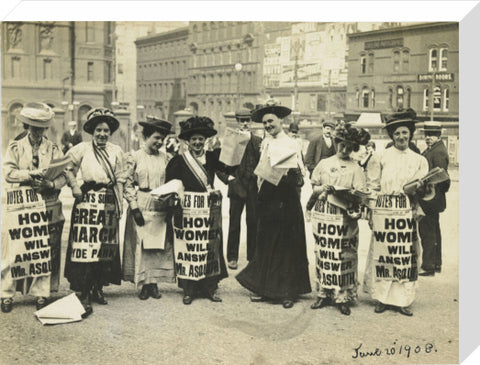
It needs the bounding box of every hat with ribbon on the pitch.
[423,121,443,136]
[333,122,371,152]
[140,115,173,135]
[17,102,55,128]
[178,116,217,140]
[83,107,120,134]
[251,99,291,123]
[382,108,418,139]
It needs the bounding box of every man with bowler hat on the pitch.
[218,108,262,270]
[418,122,450,276]
[305,119,336,177]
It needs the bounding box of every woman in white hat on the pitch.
[363,109,429,316]
[123,117,176,300]
[64,107,125,313]
[309,123,370,316]
[2,102,66,313]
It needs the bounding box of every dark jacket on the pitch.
[61,130,83,153]
[217,133,262,199]
[420,140,450,214]
[304,135,336,173]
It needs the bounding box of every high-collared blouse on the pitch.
[124,147,170,210]
[3,134,66,189]
[311,154,366,191]
[366,146,429,194]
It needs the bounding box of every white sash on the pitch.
[182,150,212,191]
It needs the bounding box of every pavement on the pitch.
[0,178,459,365]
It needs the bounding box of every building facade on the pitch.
[346,22,459,122]
[1,21,116,151]
[186,21,264,134]
[135,27,189,126]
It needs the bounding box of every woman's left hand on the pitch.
[32,178,54,192]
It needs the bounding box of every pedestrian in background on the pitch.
[418,122,450,276]
[305,120,336,177]
[218,109,262,270]
[236,101,311,309]
[2,102,66,313]
[123,117,176,300]
[61,121,83,154]
[64,108,126,313]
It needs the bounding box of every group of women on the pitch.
[2,102,429,319]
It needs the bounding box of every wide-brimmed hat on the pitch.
[16,102,55,128]
[383,108,418,139]
[333,122,371,151]
[178,116,217,140]
[251,100,291,123]
[423,121,443,135]
[139,115,172,135]
[83,107,120,134]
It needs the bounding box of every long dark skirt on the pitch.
[236,198,311,300]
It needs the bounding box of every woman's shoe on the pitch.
[374,301,387,313]
[183,295,193,305]
[338,303,351,316]
[208,292,222,303]
[1,298,13,313]
[149,284,162,299]
[311,297,328,310]
[138,285,150,300]
[35,297,48,310]
[81,305,93,318]
[92,288,108,305]
[399,306,413,316]
[282,299,294,309]
[250,294,266,302]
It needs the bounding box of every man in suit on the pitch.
[219,109,262,270]
[418,122,450,276]
[61,121,82,154]
[304,120,336,177]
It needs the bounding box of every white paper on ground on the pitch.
[34,293,86,325]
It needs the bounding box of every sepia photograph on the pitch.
[0,1,476,364]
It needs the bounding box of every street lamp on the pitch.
[235,62,242,110]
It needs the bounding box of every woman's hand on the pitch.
[29,169,46,180]
[33,178,55,192]
[132,208,145,226]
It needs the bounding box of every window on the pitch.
[440,48,448,71]
[396,86,404,109]
[362,87,369,108]
[105,61,112,83]
[406,88,411,108]
[433,86,442,111]
[393,51,400,72]
[360,55,366,74]
[86,22,95,43]
[429,49,438,71]
[11,56,20,78]
[118,63,124,74]
[368,53,374,73]
[443,88,449,111]
[87,62,94,81]
[43,58,52,79]
[388,88,393,109]
[423,88,430,111]
[355,89,360,108]
[402,50,409,72]
[371,89,375,108]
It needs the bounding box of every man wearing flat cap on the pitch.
[418,122,450,276]
[217,109,262,270]
[236,101,311,309]
[305,119,336,177]
[61,121,83,154]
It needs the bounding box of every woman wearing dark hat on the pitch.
[363,108,429,316]
[165,116,231,305]
[308,123,370,315]
[236,101,311,309]
[123,117,176,300]
[64,107,126,313]
[2,102,66,313]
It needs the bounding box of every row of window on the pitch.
[138,60,188,80]
[189,71,256,94]
[191,22,254,43]
[360,47,449,74]
[192,47,254,68]
[138,82,186,100]
[138,40,187,57]
[355,85,450,111]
